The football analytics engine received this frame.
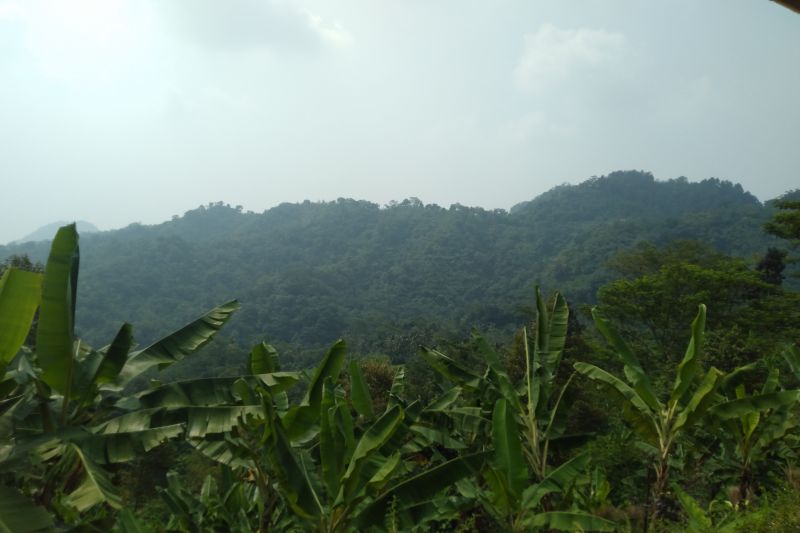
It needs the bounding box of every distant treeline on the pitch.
[1,171,794,371]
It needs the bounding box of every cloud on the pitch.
[514,23,626,91]
[159,0,352,51]
[304,10,354,49]
[0,0,152,86]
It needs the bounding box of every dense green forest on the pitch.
[1,171,794,375]
[1,171,800,531]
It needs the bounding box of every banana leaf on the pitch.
[36,224,79,395]
[592,307,660,411]
[248,341,280,374]
[491,398,526,500]
[420,347,482,390]
[521,452,589,509]
[669,305,706,407]
[62,444,122,511]
[349,360,374,419]
[303,339,347,409]
[339,405,404,504]
[0,268,42,375]
[107,300,240,391]
[672,368,722,432]
[356,451,489,528]
[709,391,800,420]
[525,511,616,531]
[574,362,658,443]
[92,323,133,386]
[0,485,54,533]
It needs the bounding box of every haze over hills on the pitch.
[10,220,99,245]
[0,171,791,367]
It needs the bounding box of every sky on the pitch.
[0,0,798,244]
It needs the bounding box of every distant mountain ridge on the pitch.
[0,171,789,364]
[13,220,99,244]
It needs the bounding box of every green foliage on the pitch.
[576,305,725,520]
[3,217,800,532]
[596,241,800,378]
[764,198,800,245]
[421,289,614,531]
[0,224,242,527]
[1,172,785,370]
[0,485,54,533]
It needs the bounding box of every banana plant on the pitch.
[706,364,800,502]
[176,337,489,532]
[474,397,616,531]
[0,224,243,525]
[575,304,723,519]
[420,289,614,529]
[671,482,736,532]
[421,287,577,481]
[159,466,261,532]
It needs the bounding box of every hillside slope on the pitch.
[1,171,785,360]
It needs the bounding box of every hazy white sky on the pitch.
[1,0,798,243]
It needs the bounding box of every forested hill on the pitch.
[1,171,786,360]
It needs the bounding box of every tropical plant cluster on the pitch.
[2,221,800,532]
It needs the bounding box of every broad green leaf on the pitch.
[349,360,374,419]
[120,374,296,410]
[473,331,520,410]
[736,384,761,442]
[420,347,482,389]
[109,300,240,390]
[491,399,526,500]
[84,422,185,464]
[340,405,404,504]
[335,400,356,458]
[319,378,340,498]
[782,345,800,381]
[672,483,712,531]
[92,323,133,386]
[484,465,514,513]
[0,268,42,372]
[535,286,550,356]
[762,367,780,395]
[366,451,402,491]
[526,511,616,532]
[356,451,489,528]
[303,339,346,409]
[189,439,253,469]
[538,288,569,380]
[248,341,280,374]
[754,409,799,453]
[36,223,79,395]
[116,508,154,533]
[592,308,661,411]
[409,424,467,449]
[282,404,319,444]
[521,452,589,509]
[673,368,723,432]
[264,395,321,519]
[719,362,758,392]
[63,444,122,511]
[544,372,576,440]
[184,406,262,437]
[389,365,405,407]
[709,391,800,420]
[0,485,54,533]
[670,305,706,406]
[524,326,540,416]
[574,362,658,442]
[424,386,461,411]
